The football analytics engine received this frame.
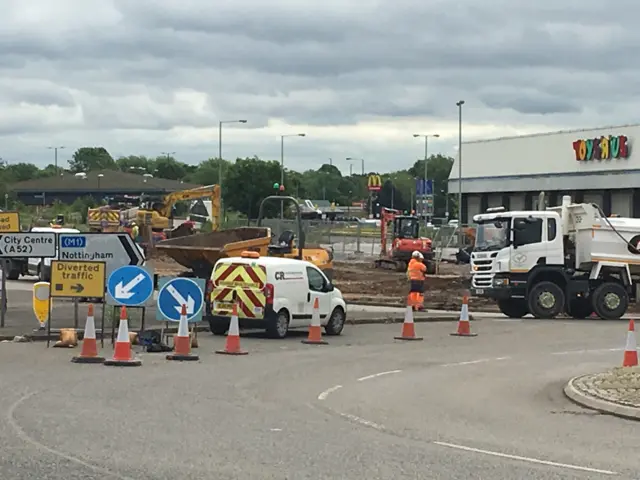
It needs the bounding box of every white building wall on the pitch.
[611,190,633,217]
[449,124,640,194]
[583,191,604,208]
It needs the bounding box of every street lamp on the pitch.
[218,119,248,213]
[161,151,176,160]
[412,134,439,220]
[345,157,365,175]
[456,100,465,243]
[46,146,65,171]
[280,133,306,218]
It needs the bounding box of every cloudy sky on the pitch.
[1,0,636,174]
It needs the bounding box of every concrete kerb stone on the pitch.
[564,375,640,421]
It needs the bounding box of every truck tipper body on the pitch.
[470,195,640,319]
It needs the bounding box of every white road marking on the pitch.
[270,428,282,432]
[433,441,618,475]
[339,412,385,431]
[357,370,402,382]
[551,348,622,356]
[317,385,342,400]
[440,357,509,367]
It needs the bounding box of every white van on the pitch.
[208,252,347,339]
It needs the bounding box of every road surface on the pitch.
[0,314,636,478]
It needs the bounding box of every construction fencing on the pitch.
[222,219,475,262]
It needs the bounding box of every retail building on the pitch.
[448,124,640,224]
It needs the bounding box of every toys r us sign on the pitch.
[573,134,629,161]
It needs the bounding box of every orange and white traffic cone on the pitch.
[395,305,423,341]
[167,304,199,361]
[622,319,638,367]
[451,292,477,337]
[71,304,104,364]
[216,303,248,355]
[104,306,142,367]
[302,297,328,345]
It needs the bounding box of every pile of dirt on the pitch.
[332,261,496,311]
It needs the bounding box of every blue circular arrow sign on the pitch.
[157,277,204,322]
[107,265,154,307]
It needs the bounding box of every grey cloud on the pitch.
[1,0,639,170]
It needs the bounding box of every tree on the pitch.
[185,158,231,185]
[153,155,187,180]
[116,155,153,173]
[69,147,116,172]
[224,157,283,217]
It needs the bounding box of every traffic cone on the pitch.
[302,297,328,345]
[451,291,477,337]
[216,303,248,355]
[622,319,638,367]
[395,305,423,341]
[104,306,142,366]
[71,304,104,364]
[167,304,199,361]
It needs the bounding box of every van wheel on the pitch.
[527,281,564,319]
[208,318,229,336]
[592,282,628,320]
[266,309,289,339]
[325,307,345,335]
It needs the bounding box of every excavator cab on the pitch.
[393,216,420,240]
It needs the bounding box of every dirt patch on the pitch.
[332,260,496,311]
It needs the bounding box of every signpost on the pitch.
[0,212,20,233]
[50,261,106,299]
[49,260,106,347]
[57,233,144,278]
[0,232,56,257]
[33,282,50,329]
[106,265,154,307]
[156,277,205,323]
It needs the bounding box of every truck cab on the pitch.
[471,195,640,320]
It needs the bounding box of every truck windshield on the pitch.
[475,219,509,251]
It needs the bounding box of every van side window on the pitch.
[547,218,557,241]
[306,267,325,292]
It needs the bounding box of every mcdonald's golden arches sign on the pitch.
[367,174,382,191]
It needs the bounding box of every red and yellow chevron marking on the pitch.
[213,263,266,289]
[88,209,120,224]
[212,286,266,319]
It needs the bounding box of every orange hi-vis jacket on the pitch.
[407,258,426,281]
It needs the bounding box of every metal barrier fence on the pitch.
[220,219,476,262]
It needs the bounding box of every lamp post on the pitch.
[412,133,439,221]
[345,157,365,175]
[218,119,248,213]
[280,133,306,218]
[47,146,65,171]
[161,151,176,160]
[456,100,465,244]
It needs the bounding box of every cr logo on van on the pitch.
[573,135,629,161]
[275,271,304,281]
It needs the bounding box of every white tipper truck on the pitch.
[470,194,640,320]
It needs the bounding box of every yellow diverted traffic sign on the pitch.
[0,212,20,233]
[50,261,106,298]
[33,282,51,326]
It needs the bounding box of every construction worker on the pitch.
[407,250,426,310]
[130,221,139,241]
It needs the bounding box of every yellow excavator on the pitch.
[155,195,334,280]
[137,184,221,231]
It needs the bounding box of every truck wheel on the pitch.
[497,298,528,318]
[592,282,628,320]
[527,281,565,319]
[566,298,593,319]
[266,309,289,339]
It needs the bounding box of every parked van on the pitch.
[208,251,347,339]
[6,226,81,281]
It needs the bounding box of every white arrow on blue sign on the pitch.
[156,277,205,323]
[107,265,154,307]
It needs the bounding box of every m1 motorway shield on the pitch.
[0,233,56,257]
[156,277,205,323]
[106,265,154,307]
[58,233,144,278]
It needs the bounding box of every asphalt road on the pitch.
[0,314,636,479]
